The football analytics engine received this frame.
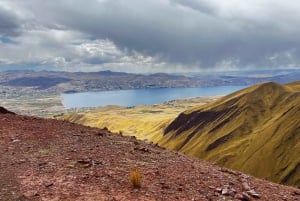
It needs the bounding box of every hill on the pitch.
[61,96,219,140]
[1,108,299,200]
[160,81,300,187]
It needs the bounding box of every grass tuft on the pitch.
[129,169,142,189]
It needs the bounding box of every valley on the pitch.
[1,69,300,190]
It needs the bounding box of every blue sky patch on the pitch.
[0,37,18,44]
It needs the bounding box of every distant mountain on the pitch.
[1,77,71,89]
[1,69,300,98]
[0,70,195,95]
[160,81,300,187]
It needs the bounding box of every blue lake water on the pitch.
[61,85,247,109]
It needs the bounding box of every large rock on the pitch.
[0,106,15,115]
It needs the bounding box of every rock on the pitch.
[66,163,75,168]
[229,190,236,196]
[22,191,39,198]
[77,159,92,168]
[95,131,104,136]
[242,192,252,201]
[242,182,251,191]
[0,106,15,114]
[18,159,26,164]
[234,193,244,200]
[247,189,260,198]
[177,187,183,191]
[221,188,230,195]
[44,182,53,188]
[134,147,150,153]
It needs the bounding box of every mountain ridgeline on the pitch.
[159,81,300,187]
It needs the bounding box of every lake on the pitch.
[61,85,247,109]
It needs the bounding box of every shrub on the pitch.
[129,169,142,188]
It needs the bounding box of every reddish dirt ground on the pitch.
[0,109,299,201]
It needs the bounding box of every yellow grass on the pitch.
[159,81,300,187]
[129,169,142,188]
[61,96,220,141]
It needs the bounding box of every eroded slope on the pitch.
[1,108,300,200]
[161,82,300,187]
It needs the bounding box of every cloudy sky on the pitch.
[0,0,300,73]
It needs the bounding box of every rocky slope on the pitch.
[160,81,300,187]
[1,108,299,200]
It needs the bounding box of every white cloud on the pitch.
[0,0,300,72]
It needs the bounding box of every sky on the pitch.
[0,0,300,73]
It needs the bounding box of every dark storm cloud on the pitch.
[1,0,300,71]
[0,6,22,36]
[18,0,237,67]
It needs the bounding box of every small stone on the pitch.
[22,191,39,198]
[215,187,222,193]
[44,182,53,188]
[38,162,47,167]
[18,159,26,164]
[77,159,92,168]
[293,190,300,195]
[95,132,103,136]
[247,189,260,198]
[221,188,230,195]
[229,190,236,196]
[242,192,252,201]
[242,182,251,191]
[234,193,244,200]
[66,164,75,168]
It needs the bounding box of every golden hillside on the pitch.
[160,81,300,187]
[61,96,219,140]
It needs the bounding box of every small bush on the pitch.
[129,169,142,188]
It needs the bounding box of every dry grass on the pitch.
[61,96,219,141]
[129,169,142,189]
[159,82,300,187]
